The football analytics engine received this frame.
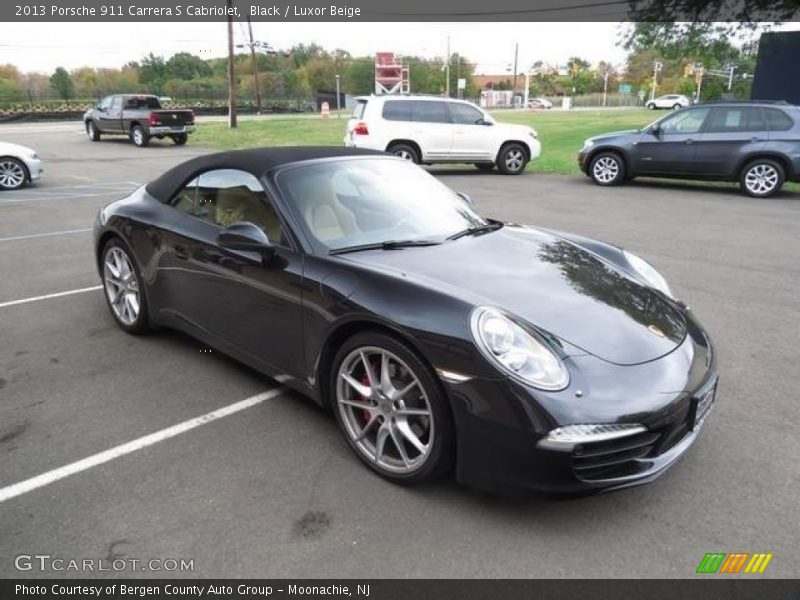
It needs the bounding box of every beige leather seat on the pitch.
[291,176,358,242]
[215,186,284,244]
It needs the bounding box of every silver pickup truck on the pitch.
[83,94,195,147]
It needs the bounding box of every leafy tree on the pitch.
[165,52,213,81]
[627,1,797,23]
[136,53,167,93]
[49,67,74,102]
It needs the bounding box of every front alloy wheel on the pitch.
[102,240,148,333]
[332,333,453,483]
[589,152,625,186]
[740,159,784,198]
[0,158,27,190]
[497,143,528,175]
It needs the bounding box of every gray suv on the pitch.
[578,101,800,197]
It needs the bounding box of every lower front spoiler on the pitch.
[448,384,713,497]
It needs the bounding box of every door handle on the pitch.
[751,137,762,142]
[174,245,189,260]
[684,139,694,145]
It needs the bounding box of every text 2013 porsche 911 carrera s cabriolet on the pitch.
[94,146,718,494]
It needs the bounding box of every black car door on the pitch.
[163,168,305,377]
[633,107,710,175]
[96,95,120,132]
[692,106,767,177]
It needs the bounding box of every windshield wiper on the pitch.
[330,239,442,255]
[446,219,504,241]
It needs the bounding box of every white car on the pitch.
[528,97,554,109]
[646,94,692,110]
[344,95,541,174]
[0,141,43,190]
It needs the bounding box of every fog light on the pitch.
[537,423,647,451]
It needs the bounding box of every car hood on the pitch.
[342,225,686,366]
[588,129,640,143]
[0,141,36,157]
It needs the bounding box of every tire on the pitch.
[172,133,188,145]
[739,158,785,198]
[101,238,149,334]
[330,331,455,485]
[0,157,28,190]
[388,143,420,164]
[589,151,626,186]
[496,143,529,175]
[85,120,101,141]
[672,104,682,110]
[647,103,656,110]
[130,125,149,147]
[474,162,495,172]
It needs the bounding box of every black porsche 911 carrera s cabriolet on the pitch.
[94,146,718,494]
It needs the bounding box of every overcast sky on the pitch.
[1,22,633,74]
[4,22,799,76]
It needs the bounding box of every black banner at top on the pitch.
[3,0,799,22]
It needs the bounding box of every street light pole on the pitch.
[226,0,237,128]
[335,74,341,118]
[445,35,450,97]
[246,15,262,115]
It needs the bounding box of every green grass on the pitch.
[193,109,658,175]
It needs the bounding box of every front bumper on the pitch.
[25,157,43,181]
[443,312,717,495]
[577,149,590,174]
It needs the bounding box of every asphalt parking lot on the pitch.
[1,121,799,579]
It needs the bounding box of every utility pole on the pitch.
[246,14,262,114]
[445,35,450,97]
[727,65,735,91]
[226,0,237,128]
[335,74,341,118]
[512,42,519,94]
[650,60,662,102]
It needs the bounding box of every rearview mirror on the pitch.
[456,192,475,209]
[217,222,275,260]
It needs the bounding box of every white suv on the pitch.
[646,94,692,110]
[344,95,541,175]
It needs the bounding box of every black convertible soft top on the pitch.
[145,146,386,202]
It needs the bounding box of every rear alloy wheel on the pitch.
[475,162,495,172]
[673,104,682,110]
[647,103,656,110]
[497,143,528,175]
[331,333,454,484]
[589,152,625,186]
[0,157,28,190]
[86,120,101,141]
[102,240,149,334]
[389,144,420,164]
[130,125,149,147]
[740,159,784,198]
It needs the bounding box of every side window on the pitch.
[110,96,122,111]
[762,108,794,131]
[412,101,448,123]
[382,100,412,121]
[170,169,287,246]
[659,108,709,135]
[705,107,765,133]
[448,102,484,125]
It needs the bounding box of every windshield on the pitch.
[276,158,486,252]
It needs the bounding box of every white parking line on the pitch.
[0,285,102,309]
[0,388,285,503]
[0,228,92,242]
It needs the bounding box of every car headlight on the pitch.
[623,250,673,299]
[582,139,594,150]
[471,307,569,390]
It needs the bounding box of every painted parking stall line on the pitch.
[0,388,285,504]
[0,285,102,309]
[0,228,92,242]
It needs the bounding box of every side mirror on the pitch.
[478,118,493,126]
[456,192,475,209]
[649,124,661,136]
[217,222,275,260]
